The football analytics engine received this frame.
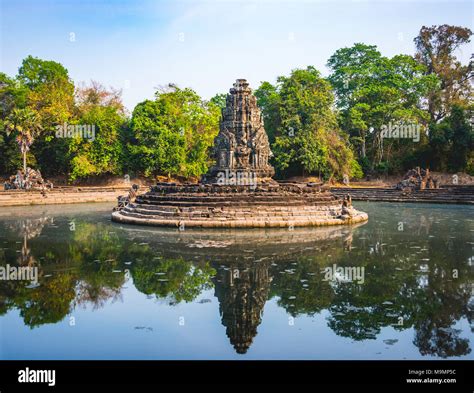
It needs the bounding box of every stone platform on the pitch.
[111,182,368,228]
[112,79,368,228]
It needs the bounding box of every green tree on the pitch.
[209,93,227,110]
[428,104,473,172]
[414,25,473,123]
[254,81,280,143]
[17,56,75,176]
[4,108,42,172]
[327,44,437,174]
[448,105,473,172]
[256,67,361,180]
[0,72,28,115]
[128,86,220,178]
[0,73,29,174]
[67,82,127,181]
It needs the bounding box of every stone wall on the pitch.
[0,187,128,207]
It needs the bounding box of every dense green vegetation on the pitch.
[255,66,362,179]
[127,87,220,179]
[0,25,472,182]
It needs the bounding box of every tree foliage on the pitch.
[327,40,461,174]
[127,86,220,178]
[414,24,473,122]
[68,82,127,180]
[256,67,362,180]
[4,107,42,172]
[1,25,472,182]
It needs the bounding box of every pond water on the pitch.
[0,201,472,360]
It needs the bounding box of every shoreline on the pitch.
[0,186,128,207]
[0,184,473,207]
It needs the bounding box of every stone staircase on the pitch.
[331,185,474,205]
[112,183,368,228]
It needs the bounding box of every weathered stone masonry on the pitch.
[112,79,368,228]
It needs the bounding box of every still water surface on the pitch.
[0,202,472,359]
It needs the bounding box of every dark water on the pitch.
[0,201,472,360]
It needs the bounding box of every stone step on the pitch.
[132,202,338,210]
[330,186,474,205]
[137,194,336,202]
[125,204,338,216]
[118,209,340,222]
[135,197,337,207]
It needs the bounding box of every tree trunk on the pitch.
[23,151,27,173]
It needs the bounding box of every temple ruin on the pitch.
[202,79,275,184]
[111,79,368,228]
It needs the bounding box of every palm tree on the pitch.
[4,108,42,173]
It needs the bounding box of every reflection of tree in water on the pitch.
[214,261,271,354]
[65,223,127,311]
[415,321,470,358]
[131,257,215,304]
[5,216,53,267]
[0,209,472,358]
[411,253,473,358]
[74,264,124,312]
[21,273,77,327]
[318,208,474,358]
[0,216,55,323]
[0,221,127,326]
[0,219,216,327]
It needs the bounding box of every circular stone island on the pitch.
[112,79,368,228]
[111,182,368,228]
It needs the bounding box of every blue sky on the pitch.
[1,0,472,111]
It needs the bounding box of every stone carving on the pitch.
[340,194,354,219]
[3,167,53,191]
[396,167,439,192]
[203,79,275,184]
[114,184,140,211]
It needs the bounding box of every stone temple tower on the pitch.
[202,79,275,184]
[112,83,369,228]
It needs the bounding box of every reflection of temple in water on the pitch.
[213,261,272,354]
[123,224,364,355]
